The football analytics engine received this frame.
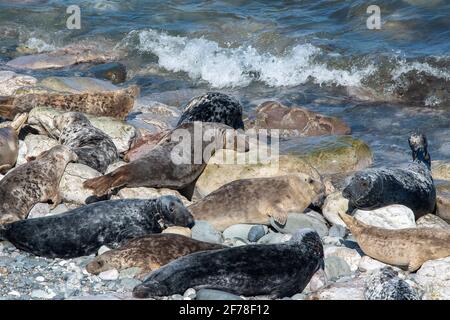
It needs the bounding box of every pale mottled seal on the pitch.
[177,92,245,129]
[0,195,194,258]
[342,133,435,217]
[0,145,77,224]
[54,112,118,173]
[83,122,248,199]
[132,229,324,298]
[0,113,27,173]
[339,212,450,272]
[364,267,420,300]
[189,175,324,231]
[86,233,225,277]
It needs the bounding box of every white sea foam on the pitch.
[132,29,376,88]
[391,60,450,81]
[23,37,57,53]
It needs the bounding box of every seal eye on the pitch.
[169,203,175,213]
[308,178,314,184]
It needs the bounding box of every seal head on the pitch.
[342,171,383,210]
[156,195,195,229]
[408,132,431,170]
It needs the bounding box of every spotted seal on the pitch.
[86,233,226,277]
[189,175,324,231]
[0,113,27,173]
[177,92,245,130]
[342,133,436,218]
[0,145,77,224]
[339,212,450,272]
[54,112,119,173]
[83,122,248,199]
[0,195,194,258]
[364,267,420,300]
[132,229,324,298]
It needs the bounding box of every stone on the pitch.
[306,270,328,292]
[162,226,192,238]
[196,289,242,301]
[353,205,416,229]
[436,184,450,223]
[30,289,56,299]
[291,293,307,300]
[246,101,351,137]
[39,76,119,94]
[223,224,267,241]
[183,288,196,299]
[27,203,51,219]
[49,203,70,215]
[415,257,450,300]
[322,192,349,227]
[59,163,102,204]
[98,245,111,255]
[118,267,142,279]
[191,221,223,244]
[308,277,366,300]
[432,160,450,181]
[324,246,362,272]
[248,225,268,242]
[322,236,344,246]
[257,232,292,244]
[358,256,389,273]
[416,214,450,231]
[16,134,59,166]
[0,71,37,95]
[99,269,119,281]
[270,213,329,238]
[329,224,347,238]
[120,278,142,291]
[35,276,45,282]
[88,62,127,84]
[112,187,191,206]
[324,256,352,280]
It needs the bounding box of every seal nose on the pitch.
[186,218,195,229]
[342,187,351,200]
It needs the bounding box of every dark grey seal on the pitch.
[0,195,194,258]
[342,133,436,218]
[364,267,420,300]
[54,112,119,173]
[132,228,324,299]
[177,92,245,129]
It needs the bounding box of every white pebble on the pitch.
[99,269,119,281]
[36,276,45,282]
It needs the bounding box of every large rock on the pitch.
[59,163,102,204]
[270,213,329,238]
[16,134,59,166]
[324,246,362,272]
[27,107,136,153]
[436,183,450,223]
[191,221,223,244]
[415,257,450,300]
[246,101,351,137]
[358,256,390,273]
[0,71,37,95]
[307,277,366,300]
[195,149,321,197]
[324,256,352,280]
[222,224,268,241]
[432,160,450,181]
[111,187,191,206]
[353,205,416,229]
[322,192,349,227]
[280,135,373,175]
[38,76,119,94]
[256,232,292,244]
[416,214,450,232]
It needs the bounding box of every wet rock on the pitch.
[0,71,37,95]
[365,267,420,300]
[416,214,450,231]
[248,225,268,242]
[112,187,191,206]
[324,256,352,280]
[196,289,242,301]
[415,257,450,300]
[39,76,119,94]
[322,192,349,227]
[162,226,192,238]
[191,221,223,244]
[246,101,351,137]
[324,246,362,272]
[270,213,328,238]
[88,62,127,84]
[353,205,416,229]
[223,224,267,241]
[59,163,102,204]
[257,232,292,244]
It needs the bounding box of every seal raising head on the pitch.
[408,132,431,170]
[132,228,324,299]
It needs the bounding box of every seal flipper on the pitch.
[133,281,170,298]
[267,206,288,226]
[178,178,199,201]
[83,168,128,196]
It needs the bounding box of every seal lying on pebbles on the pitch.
[86,234,225,277]
[133,229,324,298]
[0,113,27,173]
[364,267,419,300]
[342,133,435,218]
[54,112,118,173]
[189,175,324,231]
[0,145,77,225]
[0,86,139,120]
[0,196,194,258]
[177,92,245,130]
[83,122,248,199]
[339,212,450,272]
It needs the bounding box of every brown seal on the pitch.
[0,86,139,120]
[190,175,324,231]
[86,233,225,278]
[83,122,248,199]
[339,212,450,272]
[0,145,77,224]
[0,113,27,173]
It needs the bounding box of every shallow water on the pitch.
[0,0,449,166]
